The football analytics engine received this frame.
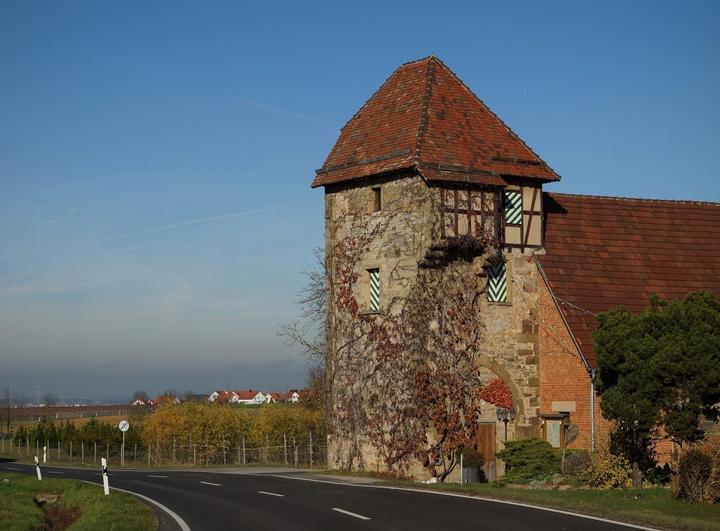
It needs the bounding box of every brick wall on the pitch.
[537,272,610,449]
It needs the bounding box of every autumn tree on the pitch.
[278,246,328,414]
[479,378,513,409]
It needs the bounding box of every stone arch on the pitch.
[476,354,526,423]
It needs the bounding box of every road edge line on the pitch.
[265,474,658,531]
[81,480,190,531]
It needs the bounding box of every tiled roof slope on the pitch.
[312,56,560,188]
[538,193,720,368]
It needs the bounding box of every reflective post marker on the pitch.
[43,445,47,464]
[101,457,110,495]
[35,456,42,481]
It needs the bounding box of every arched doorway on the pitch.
[475,365,517,481]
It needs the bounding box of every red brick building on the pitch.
[313,56,720,477]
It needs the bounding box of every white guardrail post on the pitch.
[101,457,110,495]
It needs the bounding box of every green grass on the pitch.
[0,472,157,530]
[400,482,720,531]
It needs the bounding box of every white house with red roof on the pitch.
[230,390,266,405]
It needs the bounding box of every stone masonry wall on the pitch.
[324,172,545,478]
[324,173,436,476]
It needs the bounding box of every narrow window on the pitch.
[372,187,382,212]
[368,268,380,312]
[503,191,522,225]
[487,261,508,303]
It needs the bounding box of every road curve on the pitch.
[1,461,654,531]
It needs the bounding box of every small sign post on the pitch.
[43,445,47,464]
[35,456,42,481]
[101,457,110,495]
[118,420,129,467]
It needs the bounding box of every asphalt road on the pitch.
[1,460,652,531]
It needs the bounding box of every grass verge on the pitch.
[0,472,157,530]
[397,481,720,531]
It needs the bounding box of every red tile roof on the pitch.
[537,193,720,368]
[235,389,261,400]
[214,390,236,403]
[312,56,559,188]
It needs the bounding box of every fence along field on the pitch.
[7,404,131,424]
[0,402,326,468]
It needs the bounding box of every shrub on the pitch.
[643,463,672,486]
[460,447,484,468]
[563,449,591,476]
[582,449,633,489]
[676,449,713,503]
[699,435,720,503]
[496,438,560,481]
[709,460,720,503]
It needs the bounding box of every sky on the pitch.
[1,1,718,402]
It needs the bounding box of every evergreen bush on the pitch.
[495,438,560,481]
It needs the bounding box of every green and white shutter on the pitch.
[487,261,507,302]
[369,268,380,312]
[503,191,522,225]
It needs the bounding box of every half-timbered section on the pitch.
[502,182,543,250]
[439,186,501,240]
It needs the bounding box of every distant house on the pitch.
[286,390,301,403]
[209,390,237,403]
[231,390,266,405]
[266,392,289,403]
[130,399,146,406]
[153,395,180,405]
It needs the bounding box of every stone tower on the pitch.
[312,56,561,478]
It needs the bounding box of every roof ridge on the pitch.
[337,56,438,134]
[335,61,411,134]
[430,57,561,181]
[397,55,437,69]
[414,57,436,165]
[548,191,720,207]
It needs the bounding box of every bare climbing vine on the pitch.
[325,182,502,480]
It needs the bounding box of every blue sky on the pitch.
[1,1,718,402]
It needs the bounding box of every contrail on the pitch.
[106,207,273,239]
[40,208,79,227]
[238,98,308,121]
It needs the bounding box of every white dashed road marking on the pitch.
[148,475,167,478]
[200,481,222,487]
[332,508,371,521]
[258,490,284,497]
